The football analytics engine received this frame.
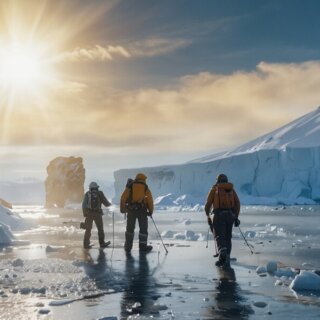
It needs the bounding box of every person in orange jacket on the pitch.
[120,173,154,253]
[205,174,240,267]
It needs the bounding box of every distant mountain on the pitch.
[114,107,320,205]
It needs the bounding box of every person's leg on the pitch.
[84,215,94,247]
[137,211,149,250]
[94,213,106,246]
[213,213,228,265]
[125,211,136,252]
[226,222,233,255]
[224,213,235,266]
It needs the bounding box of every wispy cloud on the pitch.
[55,44,130,62]
[55,37,190,63]
[130,37,191,57]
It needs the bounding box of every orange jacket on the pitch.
[205,182,240,218]
[120,173,154,214]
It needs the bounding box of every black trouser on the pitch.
[83,212,105,246]
[125,209,148,251]
[212,210,235,256]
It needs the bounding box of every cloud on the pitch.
[55,44,130,62]
[54,81,88,93]
[130,37,191,57]
[55,37,190,63]
[2,60,320,156]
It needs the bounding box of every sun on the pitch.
[0,44,46,90]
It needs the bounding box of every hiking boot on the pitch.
[100,241,111,248]
[215,259,225,267]
[139,245,153,253]
[215,249,227,267]
[83,243,94,249]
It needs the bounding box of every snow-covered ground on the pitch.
[0,205,319,319]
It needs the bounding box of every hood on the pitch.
[135,173,147,181]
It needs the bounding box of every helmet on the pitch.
[216,173,228,183]
[89,181,99,189]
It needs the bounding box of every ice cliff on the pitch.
[114,107,320,205]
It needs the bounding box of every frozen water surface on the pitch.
[0,205,319,319]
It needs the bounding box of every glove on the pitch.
[234,218,240,227]
[147,211,153,217]
[207,216,212,227]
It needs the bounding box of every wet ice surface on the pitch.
[0,205,320,319]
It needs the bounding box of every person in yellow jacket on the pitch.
[205,173,240,267]
[120,173,154,253]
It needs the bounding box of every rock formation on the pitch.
[0,198,12,209]
[45,156,85,208]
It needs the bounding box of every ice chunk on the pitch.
[161,230,174,238]
[185,230,200,241]
[275,268,296,278]
[173,233,186,240]
[266,261,278,273]
[0,223,14,245]
[256,266,267,274]
[183,219,192,225]
[290,270,320,291]
[244,230,256,238]
[253,301,268,308]
[38,309,51,314]
[12,258,24,267]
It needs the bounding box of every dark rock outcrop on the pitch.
[45,157,85,208]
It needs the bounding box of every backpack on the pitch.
[213,183,235,210]
[128,181,148,211]
[87,189,101,211]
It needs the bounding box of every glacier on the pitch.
[114,107,320,205]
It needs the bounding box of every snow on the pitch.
[114,108,320,205]
[290,271,320,291]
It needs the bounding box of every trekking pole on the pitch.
[210,225,219,258]
[151,216,168,254]
[206,216,219,257]
[238,226,254,254]
[111,210,115,260]
[206,227,210,248]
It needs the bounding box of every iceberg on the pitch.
[114,107,320,205]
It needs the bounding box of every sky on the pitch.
[1,0,320,183]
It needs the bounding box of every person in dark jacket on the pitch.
[120,173,154,253]
[205,174,241,267]
[82,181,111,249]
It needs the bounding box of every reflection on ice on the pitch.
[120,253,160,318]
[209,267,254,319]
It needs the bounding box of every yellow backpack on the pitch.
[213,183,235,210]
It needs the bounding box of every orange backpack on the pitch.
[213,183,235,210]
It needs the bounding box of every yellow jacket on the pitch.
[120,173,154,214]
